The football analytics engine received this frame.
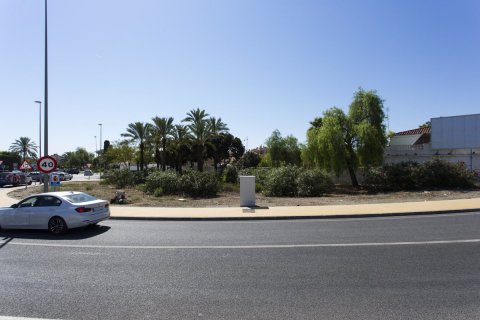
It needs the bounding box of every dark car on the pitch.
[67,168,80,174]
[0,172,32,187]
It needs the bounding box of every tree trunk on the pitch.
[161,141,167,171]
[196,146,204,172]
[139,143,145,171]
[347,165,359,188]
[346,145,359,188]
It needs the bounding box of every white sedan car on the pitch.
[0,191,110,234]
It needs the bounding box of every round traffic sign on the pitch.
[37,156,57,173]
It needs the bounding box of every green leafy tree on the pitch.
[182,108,211,172]
[121,122,152,171]
[230,137,245,161]
[105,141,135,169]
[265,130,301,167]
[62,148,94,169]
[306,88,387,187]
[237,150,261,169]
[0,151,21,171]
[9,137,38,161]
[419,121,431,128]
[151,116,174,171]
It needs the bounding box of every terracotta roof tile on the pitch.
[395,127,431,136]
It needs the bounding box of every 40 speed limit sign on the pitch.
[37,156,57,173]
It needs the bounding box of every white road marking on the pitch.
[1,239,479,250]
[0,316,61,320]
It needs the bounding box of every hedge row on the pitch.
[363,160,476,192]
[104,169,219,197]
[237,166,334,197]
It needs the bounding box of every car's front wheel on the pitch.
[48,217,67,234]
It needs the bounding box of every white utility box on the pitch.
[240,176,256,207]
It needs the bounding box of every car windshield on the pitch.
[63,193,97,203]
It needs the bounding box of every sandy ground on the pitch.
[7,182,480,208]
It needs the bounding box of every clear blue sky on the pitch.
[1,0,479,155]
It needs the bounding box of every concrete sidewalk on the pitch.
[2,185,480,220]
[110,198,480,220]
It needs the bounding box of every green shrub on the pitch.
[144,171,178,195]
[223,165,238,184]
[263,166,299,197]
[132,170,148,185]
[296,169,335,196]
[236,151,261,169]
[238,167,270,191]
[363,160,476,192]
[103,169,137,189]
[415,159,475,189]
[221,183,240,193]
[362,167,387,192]
[153,187,164,197]
[178,170,219,198]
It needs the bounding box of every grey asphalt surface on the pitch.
[1,213,479,320]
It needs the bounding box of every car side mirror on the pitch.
[10,204,18,209]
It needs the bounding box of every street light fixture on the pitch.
[34,101,42,157]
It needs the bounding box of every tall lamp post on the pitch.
[34,101,42,157]
[98,123,102,178]
[43,0,49,193]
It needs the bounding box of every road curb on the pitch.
[109,208,480,221]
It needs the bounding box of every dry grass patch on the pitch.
[8,181,480,208]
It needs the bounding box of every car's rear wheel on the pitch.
[48,217,67,234]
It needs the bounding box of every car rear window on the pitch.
[63,193,97,203]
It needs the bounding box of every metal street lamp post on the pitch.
[34,101,42,157]
[43,0,49,193]
[98,123,102,178]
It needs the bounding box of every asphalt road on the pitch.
[1,212,479,320]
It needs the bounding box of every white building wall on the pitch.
[385,143,480,171]
[432,114,480,149]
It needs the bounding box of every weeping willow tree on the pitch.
[304,88,387,187]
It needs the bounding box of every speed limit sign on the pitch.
[37,156,58,173]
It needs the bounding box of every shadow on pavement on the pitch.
[0,225,111,241]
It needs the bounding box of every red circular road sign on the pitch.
[37,156,57,173]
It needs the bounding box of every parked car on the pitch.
[84,170,94,176]
[0,172,32,187]
[67,168,80,174]
[28,171,44,182]
[0,191,110,234]
[62,172,73,181]
[53,171,73,181]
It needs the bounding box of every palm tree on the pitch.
[121,122,152,171]
[9,137,38,161]
[182,108,211,171]
[207,117,229,172]
[170,124,189,173]
[151,116,175,171]
[208,117,229,135]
